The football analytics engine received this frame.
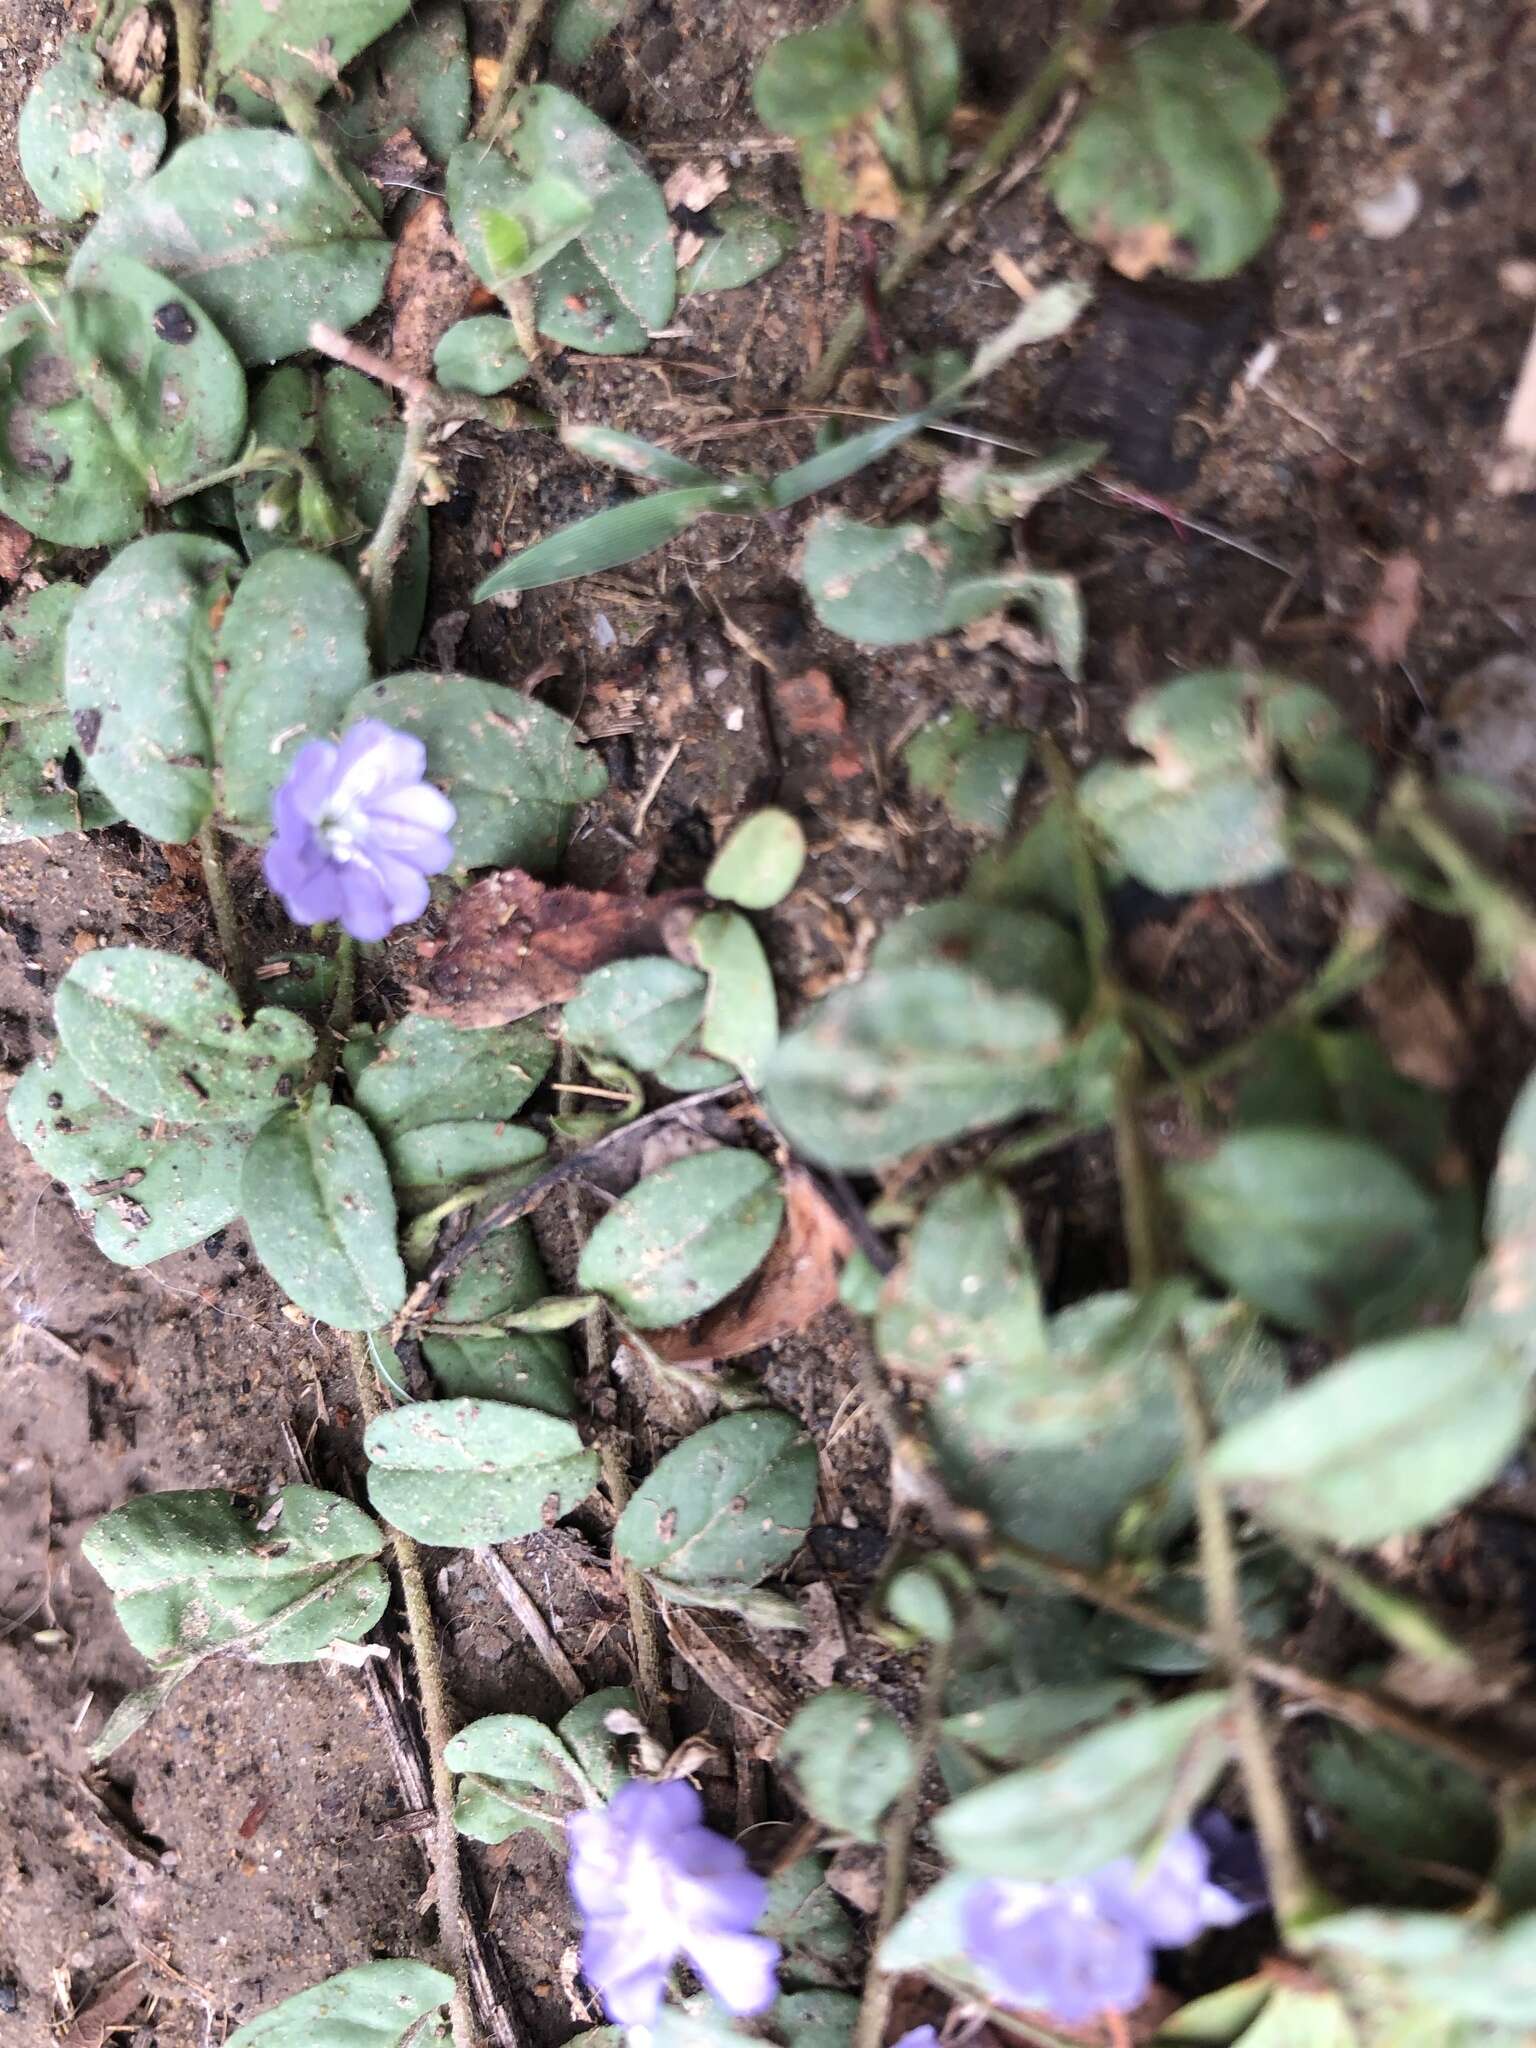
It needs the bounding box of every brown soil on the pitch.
[4,0,1536,2040]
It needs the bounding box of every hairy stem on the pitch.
[170,0,205,133]
[347,1336,481,2048]
[197,820,249,1005]
[1168,1340,1318,1928]
[308,322,553,431]
[473,0,547,141]
[800,0,1116,401]
[864,0,930,206]
[362,406,431,666]
[854,1638,950,2048]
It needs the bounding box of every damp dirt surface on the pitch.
[5,0,1536,2041]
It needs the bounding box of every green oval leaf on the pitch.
[446,1711,595,1843]
[0,582,117,842]
[615,1407,816,1586]
[209,0,411,107]
[706,807,806,909]
[680,205,798,296]
[563,957,708,1073]
[348,1015,554,1136]
[19,34,166,222]
[385,1119,547,1212]
[689,909,779,1087]
[933,1690,1233,1880]
[870,901,1089,1019]
[777,1689,913,1842]
[1169,1128,1444,1341]
[344,672,607,872]
[1208,1329,1533,1547]
[434,315,531,395]
[762,963,1066,1170]
[242,1100,407,1330]
[752,11,886,138]
[1048,25,1284,282]
[83,1483,388,1669]
[328,0,470,165]
[72,131,390,365]
[225,1962,455,2048]
[577,1148,784,1329]
[0,259,248,546]
[56,946,315,1125]
[7,1046,255,1267]
[364,1397,597,1543]
[63,533,238,840]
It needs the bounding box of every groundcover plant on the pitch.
[3,3,1536,2047]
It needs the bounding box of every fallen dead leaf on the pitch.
[362,125,432,199]
[105,5,164,96]
[56,1966,146,2048]
[1358,940,1470,1090]
[775,668,863,782]
[651,1170,852,1364]
[798,1579,847,1687]
[0,511,31,582]
[663,1605,792,1747]
[385,194,475,377]
[415,869,703,1026]
[663,160,730,213]
[1352,551,1422,668]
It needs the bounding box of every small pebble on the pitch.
[1354,173,1422,240]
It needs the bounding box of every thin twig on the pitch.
[473,0,548,141]
[346,1337,481,2048]
[475,1547,583,1703]
[362,406,432,666]
[598,1436,671,1741]
[799,0,1117,401]
[854,1640,950,2048]
[197,820,249,1006]
[1168,1332,1319,1926]
[308,323,552,432]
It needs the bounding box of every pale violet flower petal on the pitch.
[566,1781,781,2026]
[264,719,457,941]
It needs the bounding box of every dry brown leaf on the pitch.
[106,6,164,95]
[1358,940,1470,1090]
[0,511,31,582]
[415,868,702,1026]
[362,125,431,196]
[650,1169,852,1365]
[56,1966,146,2048]
[1352,551,1422,668]
[384,195,475,377]
[662,1605,793,1745]
[775,668,863,782]
[799,1579,847,1687]
[663,160,730,213]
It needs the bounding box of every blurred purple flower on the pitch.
[891,2028,941,2048]
[263,720,456,943]
[567,1780,780,2027]
[961,1827,1251,2027]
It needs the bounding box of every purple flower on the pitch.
[566,1780,780,2027]
[892,2027,941,2048]
[961,1827,1251,2028]
[263,720,456,943]
[962,1878,1152,2026]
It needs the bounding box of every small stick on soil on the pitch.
[307,323,552,432]
[800,0,1118,402]
[475,1546,583,1703]
[196,820,249,1006]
